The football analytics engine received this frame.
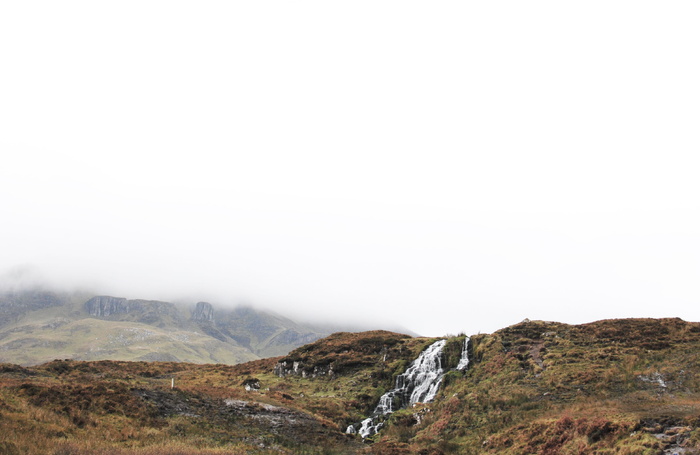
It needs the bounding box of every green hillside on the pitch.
[0,290,336,366]
[0,318,259,365]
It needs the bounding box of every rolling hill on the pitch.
[1,318,700,453]
[0,289,339,366]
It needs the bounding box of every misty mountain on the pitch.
[0,289,349,366]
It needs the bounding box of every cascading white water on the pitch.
[346,339,447,438]
[397,339,447,406]
[456,337,470,371]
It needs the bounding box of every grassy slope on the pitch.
[2,319,700,454]
[0,318,260,365]
[372,318,700,454]
[188,331,441,432]
[210,307,333,358]
[0,330,431,454]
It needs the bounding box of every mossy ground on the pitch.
[372,318,700,454]
[2,320,700,454]
[0,330,430,454]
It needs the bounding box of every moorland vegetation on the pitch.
[1,319,700,454]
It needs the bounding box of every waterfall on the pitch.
[456,336,470,371]
[346,339,447,438]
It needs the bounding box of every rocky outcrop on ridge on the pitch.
[85,296,130,317]
[191,301,214,322]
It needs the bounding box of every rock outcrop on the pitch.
[242,378,261,391]
[85,296,130,317]
[274,360,333,378]
[191,301,214,322]
[84,296,183,327]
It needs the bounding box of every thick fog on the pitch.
[1,1,699,336]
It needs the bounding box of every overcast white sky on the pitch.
[1,1,699,336]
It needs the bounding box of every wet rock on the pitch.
[351,339,447,438]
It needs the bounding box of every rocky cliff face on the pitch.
[84,296,183,327]
[191,301,214,321]
[85,296,130,317]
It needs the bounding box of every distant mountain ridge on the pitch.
[0,289,345,366]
